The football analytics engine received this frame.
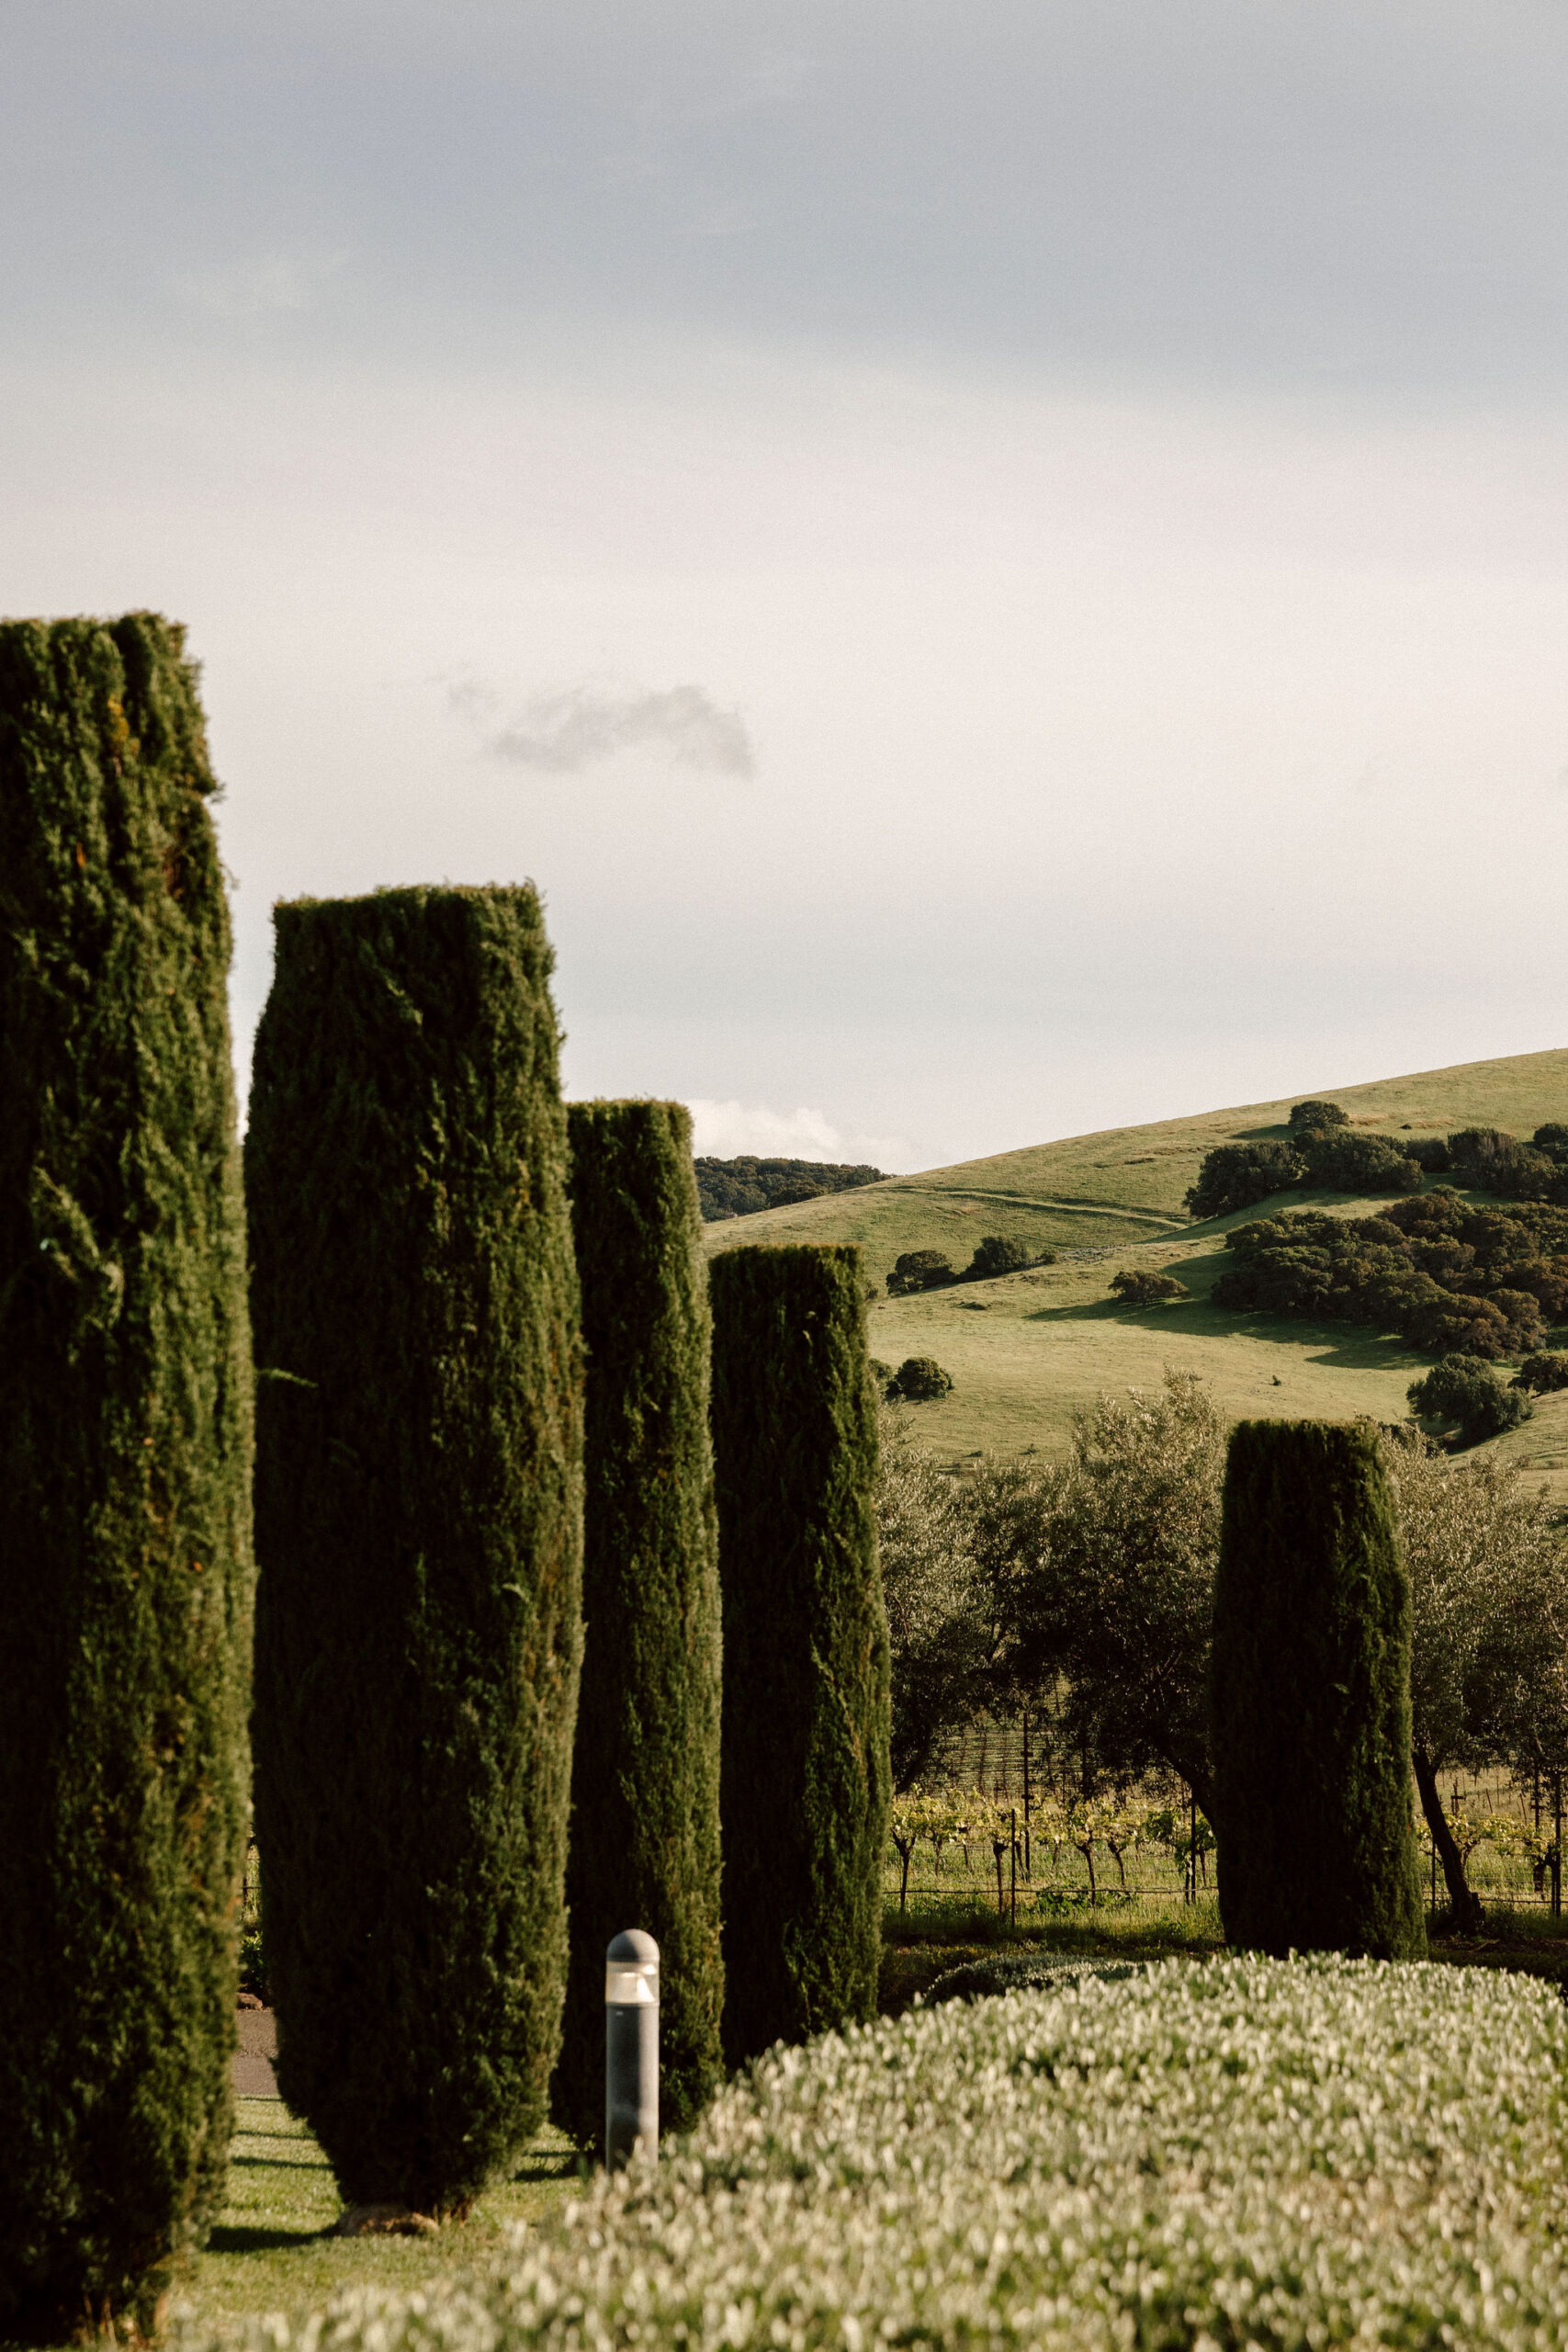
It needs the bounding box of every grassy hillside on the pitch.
[705,1046,1568,1493]
[705,1046,1568,1283]
[867,1216,1568,1505]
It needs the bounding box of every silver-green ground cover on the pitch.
[196,1957,1568,2350]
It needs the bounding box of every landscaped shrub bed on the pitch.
[210,1956,1568,2352]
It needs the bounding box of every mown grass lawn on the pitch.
[155,2106,580,2342]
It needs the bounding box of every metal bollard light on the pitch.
[604,1929,659,2168]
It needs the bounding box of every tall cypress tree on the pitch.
[554,1101,724,2148]
[246,885,583,2217]
[711,1244,890,2064]
[1210,1419,1426,1961]
[0,615,254,2337]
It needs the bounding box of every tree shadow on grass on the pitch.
[1024,1290,1427,1373]
[207,2222,332,2253]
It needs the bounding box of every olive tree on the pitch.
[1011,1371,1227,1816]
[876,1414,1043,1787]
[1382,1430,1568,1924]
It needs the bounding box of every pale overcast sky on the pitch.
[5,1,1567,1168]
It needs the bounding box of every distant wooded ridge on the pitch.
[696,1156,886,1222]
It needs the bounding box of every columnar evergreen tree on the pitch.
[1210,1419,1426,1961]
[246,885,583,2217]
[555,1101,724,2148]
[711,1244,891,2063]
[0,615,254,2336]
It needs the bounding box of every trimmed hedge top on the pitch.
[194,1957,1568,2352]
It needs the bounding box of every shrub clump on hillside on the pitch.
[1403,1134,1452,1172]
[965,1233,1049,1278]
[1110,1268,1190,1305]
[207,1959,1568,2352]
[1184,1138,1304,1219]
[1189,1114,1568,1220]
[1214,1188,1568,1359]
[1409,1353,1532,1448]
[886,1249,953,1295]
[1298,1125,1422,1194]
[1514,1348,1568,1394]
[1287,1098,1349,1134]
[1447,1126,1561,1200]
[886,1355,953,1402]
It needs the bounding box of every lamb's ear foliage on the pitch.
[1211,1419,1426,1962]
[554,1100,725,2149]
[0,614,254,2337]
[711,1243,891,2064]
[246,883,584,2218]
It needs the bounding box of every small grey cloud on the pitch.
[463,682,755,779]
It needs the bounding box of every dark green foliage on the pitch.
[887,1249,953,1295]
[0,616,254,2335]
[712,1246,891,2063]
[887,1354,954,1401]
[1287,1100,1348,1135]
[555,1102,723,2149]
[1408,1353,1531,1446]
[696,1156,885,1221]
[1215,1191,1568,1359]
[246,886,583,2218]
[1110,1268,1190,1305]
[1446,1126,1561,1201]
[1184,1140,1303,1220]
[1402,1136,1451,1173]
[1299,1127,1421,1194]
[1533,1124,1568,1166]
[1210,1422,1426,1961]
[1513,1349,1568,1394]
[966,1234,1046,1278]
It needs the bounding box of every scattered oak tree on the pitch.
[1299,1127,1421,1195]
[1184,1141,1303,1221]
[887,1250,954,1295]
[1110,1269,1190,1306]
[886,1354,954,1402]
[1407,1354,1531,1449]
[966,1235,1046,1278]
[1382,1431,1568,1928]
[1446,1127,1559,1201]
[1288,1101,1349,1136]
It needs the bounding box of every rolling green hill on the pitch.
[704,1046,1568,1493]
